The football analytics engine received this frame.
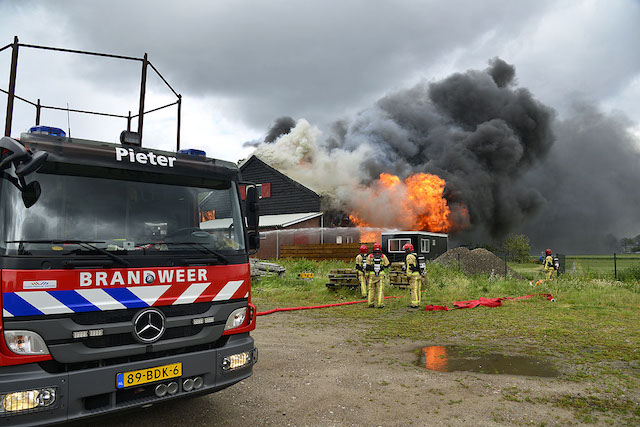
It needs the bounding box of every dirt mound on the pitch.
[434,247,525,280]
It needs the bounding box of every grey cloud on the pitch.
[14,0,557,129]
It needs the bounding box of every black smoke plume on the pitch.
[265,116,296,143]
[254,59,640,252]
[327,58,555,237]
[519,103,640,253]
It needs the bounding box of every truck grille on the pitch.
[84,325,204,348]
[72,302,212,325]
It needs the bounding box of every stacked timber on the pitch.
[326,268,359,290]
[250,259,286,277]
[326,263,411,289]
[388,262,410,287]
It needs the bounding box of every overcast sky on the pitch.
[1,0,639,162]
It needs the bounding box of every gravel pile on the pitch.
[434,247,525,280]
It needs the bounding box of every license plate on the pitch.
[116,362,182,389]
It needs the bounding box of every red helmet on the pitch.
[373,242,382,252]
[545,249,552,255]
[359,245,368,254]
[403,243,414,252]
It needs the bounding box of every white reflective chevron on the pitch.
[15,291,74,315]
[212,280,244,301]
[76,289,127,311]
[172,282,211,305]
[3,309,13,318]
[128,285,171,306]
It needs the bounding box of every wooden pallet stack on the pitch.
[326,263,412,289]
[326,268,359,290]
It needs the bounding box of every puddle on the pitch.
[416,345,559,377]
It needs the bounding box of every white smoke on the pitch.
[254,119,375,210]
[254,119,446,229]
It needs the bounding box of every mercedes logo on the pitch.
[133,308,166,343]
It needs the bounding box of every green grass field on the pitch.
[509,254,640,280]
[252,258,640,423]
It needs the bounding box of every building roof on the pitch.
[381,230,449,238]
[201,211,322,230]
[240,154,320,196]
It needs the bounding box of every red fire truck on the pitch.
[0,38,259,425]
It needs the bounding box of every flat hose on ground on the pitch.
[256,296,402,316]
[425,293,555,311]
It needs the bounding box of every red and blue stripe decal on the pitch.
[2,265,250,318]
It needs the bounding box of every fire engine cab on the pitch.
[0,38,260,425]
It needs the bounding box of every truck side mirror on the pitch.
[245,184,260,253]
[246,185,259,230]
[247,231,260,252]
[21,180,41,208]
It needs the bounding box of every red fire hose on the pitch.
[256,296,402,316]
[256,293,554,316]
[424,293,555,311]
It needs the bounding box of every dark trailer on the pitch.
[382,231,448,263]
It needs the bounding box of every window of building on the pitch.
[239,182,271,200]
[421,238,430,253]
[388,238,411,252]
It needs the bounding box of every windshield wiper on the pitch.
[7,240,130,267]
[147,241,230,264]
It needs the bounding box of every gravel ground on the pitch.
[75,311,607,426]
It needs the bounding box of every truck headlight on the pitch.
[0,387,56,413]
[224,308,246,331]
[4,330,49,355]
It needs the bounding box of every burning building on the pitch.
[252,58,555,246]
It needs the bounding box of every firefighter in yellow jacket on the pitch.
[403,243,422,308]
[543,248,556,280]
[366,243,390,308]
[355,245,369,298]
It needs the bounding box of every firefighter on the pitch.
[543,248,556,280]
[355,244,369,298]
[366,242,390,308]
[403,242,422,308]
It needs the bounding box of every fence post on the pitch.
[504,254,507,277]
[614,252,617,280]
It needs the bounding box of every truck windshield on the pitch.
[0,165,246,257]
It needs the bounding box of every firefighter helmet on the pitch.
[359,245,368,254]
[373,242,382,252]
[545,249,552,255]
[403,243,414,252]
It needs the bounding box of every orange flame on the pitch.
[348,214,379,243]
[350,172,469,233]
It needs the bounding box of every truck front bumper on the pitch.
[0,334,255,426]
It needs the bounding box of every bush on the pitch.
[617,266,640,283]
[501,234,531,263]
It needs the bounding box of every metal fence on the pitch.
[453,252,640,280]
[564,254,640,280]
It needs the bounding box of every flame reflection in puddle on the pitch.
[417,346,558,377]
